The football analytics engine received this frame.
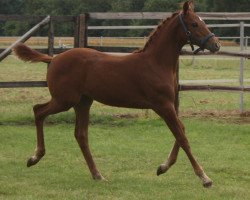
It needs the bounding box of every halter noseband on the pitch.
[179,13,215,54]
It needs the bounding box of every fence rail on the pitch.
[1,12,250,22]
[89,12,250,20]
[0,81,47,88]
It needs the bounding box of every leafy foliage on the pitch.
[0,0,249,36]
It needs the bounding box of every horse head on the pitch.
[179,1,221,53]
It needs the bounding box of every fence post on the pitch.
[175,60,180,114]
[48,17,54,57]
[74,14,88,48]
[74,16,79,48]
[245,36,248,50]
[239,21,245,113]
[100,36,103,46]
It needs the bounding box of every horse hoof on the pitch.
[93,174,106,181]
[156,165,164,176]
[27,158,34,167]
[27,156,39,167]
[203,180,213,188]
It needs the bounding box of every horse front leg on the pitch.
[74,96,105,180]
[157,119,185,175]
[157,74,181,176]
[154,103,212,188]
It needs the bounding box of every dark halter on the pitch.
[179,13,215,54]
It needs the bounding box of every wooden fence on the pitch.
[1,12,250,111]
[1,12,250,56]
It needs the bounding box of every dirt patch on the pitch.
[180,110,250,124]
[112,113,140,119]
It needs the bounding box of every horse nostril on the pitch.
[214,42,220,50]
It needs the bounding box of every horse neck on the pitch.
[143,15,186,68]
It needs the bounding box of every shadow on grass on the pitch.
[0,111,159,127]
[2,108,250,127]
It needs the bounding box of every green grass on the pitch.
[1,56,250,199]
[179,56,250,81]
[0,118,250,200]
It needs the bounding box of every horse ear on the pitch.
[183,1,194,14]
[189,0,195,11]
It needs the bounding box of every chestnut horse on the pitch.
[14,1,220,187]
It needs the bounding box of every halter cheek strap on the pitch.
[179,13,215,54]
[179,14,195,51]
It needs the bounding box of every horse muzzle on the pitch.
[206,40,221,53]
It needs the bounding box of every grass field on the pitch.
[0,56,250,199]
[1,118,250,200]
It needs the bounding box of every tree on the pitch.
[143,0,182,12]
[0,0,24,14]
[205,0,250,37]
[206,0,250,12]
[0,0,24,35]
[109,0,145,12]
[1,0,250,37]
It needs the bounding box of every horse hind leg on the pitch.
[27,99,71,167]
[74,96,105,180]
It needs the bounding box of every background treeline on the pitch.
[0,0,250,37]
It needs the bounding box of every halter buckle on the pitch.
[186,31,191,37]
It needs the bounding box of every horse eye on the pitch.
[192,22,198,28]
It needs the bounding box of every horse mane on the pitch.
[134,12,180,53]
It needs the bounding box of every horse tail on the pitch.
[13,43,53,64]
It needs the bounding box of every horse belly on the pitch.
[94,94,150,109]
[84,78,150,109]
